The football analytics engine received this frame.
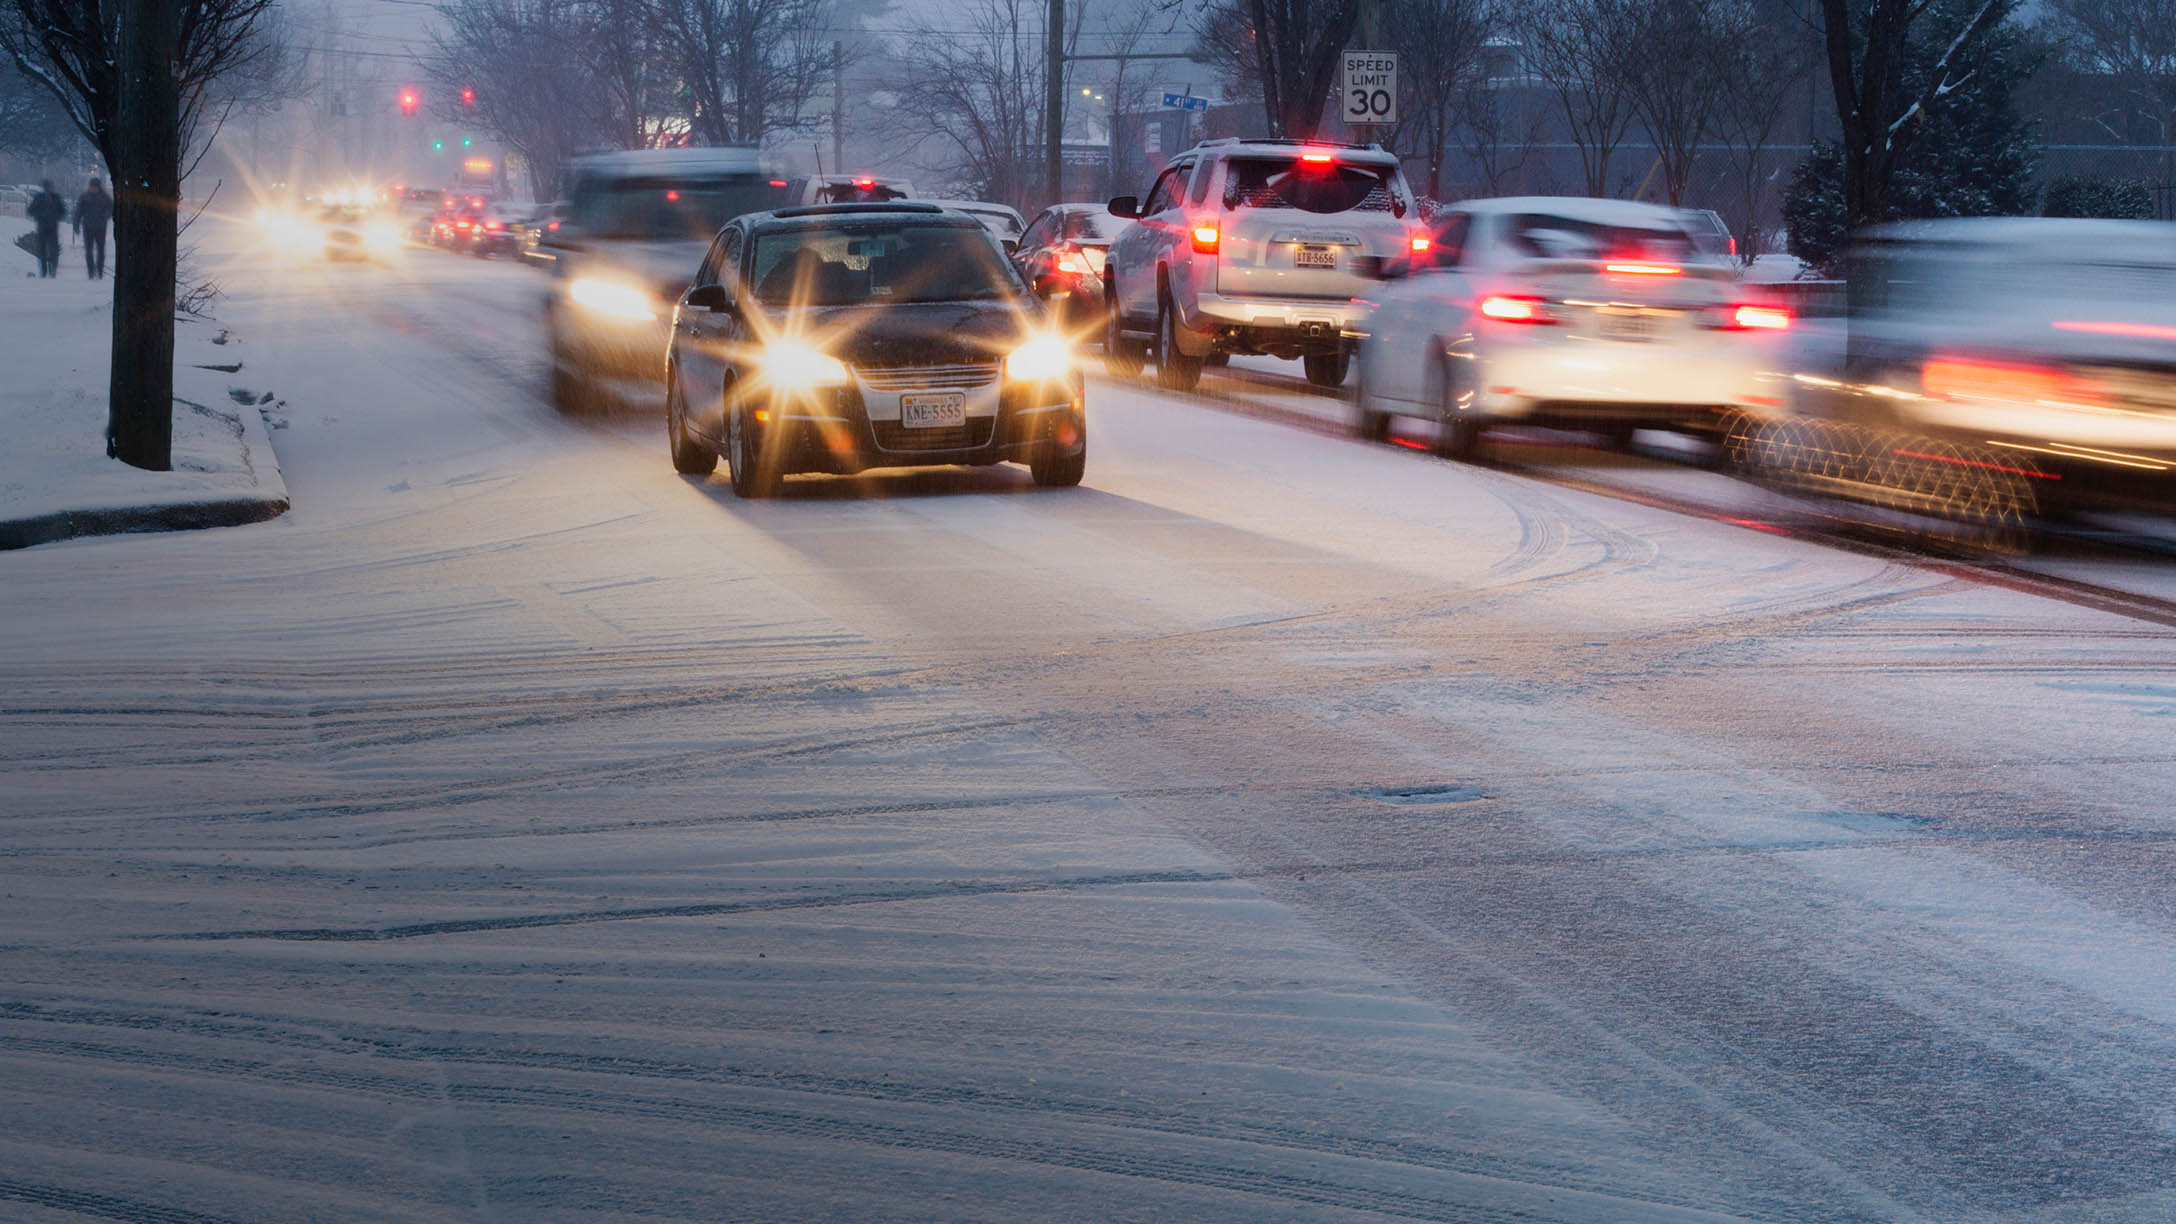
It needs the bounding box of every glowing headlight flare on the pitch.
[760,338,851,390]
[568,277,658,322]
[1004,334,1075,382]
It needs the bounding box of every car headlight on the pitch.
[1004,334,1074,382]
[760,339,851,390]
[568,277,658,322]
[363,221,401,252]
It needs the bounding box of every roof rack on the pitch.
[1189,137,1385,153]
[770,202,947,218]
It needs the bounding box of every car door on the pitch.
[1373,209,1476,406]
[1015,209,1060,289]
[676,226,744,437]
[1113,161,1190,323]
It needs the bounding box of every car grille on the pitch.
[871,418,996,451]
[857,362,999,391]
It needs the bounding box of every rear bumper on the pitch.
[1479,339,1786,427]
[1182,291,1370,356]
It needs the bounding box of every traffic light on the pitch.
[399,88,419,115]
[432,139,444,151]
[460,86,475,106]
[461,137,472,148]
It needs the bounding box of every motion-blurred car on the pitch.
[320,205,402,263]
[460,203,532,258]
[515,202,567,266]
[543,148,795,412]
[924,199,1026,253]
[1681,208,1736,262]
[390,186,448,242]
[1012,203,1132,334]
[1786,218,2176,511]
[785,175,914,205]
[1104,138,1423,392]
[1352,196,1792,458]
[662,201,1085,496]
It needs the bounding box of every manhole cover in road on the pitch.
[1355,783,1489,806]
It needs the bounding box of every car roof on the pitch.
[1859,216,2176,254]
[746,203,980,231]
[1183,137,1401,168]
[569,147,769,178]
[1457,196,1696,227]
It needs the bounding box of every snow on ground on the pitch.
[0,222,286,541]
[6,222,2176,1220]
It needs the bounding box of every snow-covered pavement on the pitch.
[6,226,2176,1221]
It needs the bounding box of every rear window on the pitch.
[1070,212,1128,240]
[746,222,1025,307]
[572,175,790,240]
[1222,157,1407,216]
[1505,214,1695,262]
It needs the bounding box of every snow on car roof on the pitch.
[1860,216,2176,257]
[1459,196,1694,227]
[570,148,769,178]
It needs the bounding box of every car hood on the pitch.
[778,299,1040,367]
[568,240,709,302]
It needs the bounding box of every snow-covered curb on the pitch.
[0,223,289,550]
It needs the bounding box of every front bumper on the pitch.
[749,379,1083,475]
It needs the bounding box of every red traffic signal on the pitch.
[460,86,475,106]
[398,88,419,114]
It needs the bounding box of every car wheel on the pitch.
[1030,419,1087,488]
[1351,356,1390,442]
[666,374,718,475]
[724,399,778,499]
[1156,296,1204,392]
[1103,300,1145,377]
[1433,353,1482,461]
[1304,350,1350,390]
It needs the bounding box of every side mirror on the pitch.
[1107,195,1140,220]
[685,283,732,312]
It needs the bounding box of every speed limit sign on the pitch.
[1342,51,1397,126]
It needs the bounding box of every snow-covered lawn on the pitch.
[0,223,286,545]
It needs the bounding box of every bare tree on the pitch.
[1517,0,1637,195]
[1446,38,1548,197]
[0,52,79,162]
[888,0,1072,208]
[2045,0,2176,204]
[428,0,596,199]
[1612,0,1732,205]
[2,0,283,471]
[585,0,672,151]
[1381,0,1491,200]
[1710,0,1818,256]
[650,0,833,146]
[1194,0,1360,139]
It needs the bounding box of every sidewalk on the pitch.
[0,223,288,550]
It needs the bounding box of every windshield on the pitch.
[746,222,1025,307]
[1506,213,1697,263]
[573,175,790,241]
[1223,157,1407,216]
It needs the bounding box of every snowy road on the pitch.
[7,231,2176,1221]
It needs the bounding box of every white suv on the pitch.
[1103,138,1423,391]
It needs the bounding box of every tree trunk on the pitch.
[108,0,181,472]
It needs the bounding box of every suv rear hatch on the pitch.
[1495,213,1740,343]
[1212,152,1414,301]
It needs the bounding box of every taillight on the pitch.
[1191,224,1219,255]
[485,221,501,231]
[1300,151,1334,165]
[1054,246,1087,275]
[1605,262,1681,276]
[1082,246,1106,274]
[1479,295,1555,324]
[1409,234,1432,254]
[546,220,559,231]
[1923,357,2103,407]
[1712,303,1790,331]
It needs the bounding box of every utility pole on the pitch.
[1046,0,1063,206]
[832,40,845,176]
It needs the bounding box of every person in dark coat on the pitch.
[73,178,111,279]
[26,180,64,278]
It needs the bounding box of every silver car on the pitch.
[1104,138,1424,392]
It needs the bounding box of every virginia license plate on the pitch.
[900,392,967,428]
[1601,312,1657,342]
[1296,246,1337,268]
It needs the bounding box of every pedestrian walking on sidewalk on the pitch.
[74,179,111,280]
[26,180,64,278]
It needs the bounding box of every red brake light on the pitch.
[1725,304,1790,331]
[855,177,874,187]
[1923,357,2102,407]
[768,179,788,187]
[1300,151,1334,164]
[546,220,559,231]
[1605,262,1680,276]
[1409,235,1431,254]
[666,190,679,202]
[1054,245,1087,275]
[1191,224,1219,254]
[1480,295,1554,324]
[2053,319,2176,341]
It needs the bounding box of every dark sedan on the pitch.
[1012,203,1132,334]
[663,202,1086,497]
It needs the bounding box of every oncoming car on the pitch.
[662,202,1086,497]
[1353,196,1792,458]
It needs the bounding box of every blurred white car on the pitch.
[1353,196,1792,458]
[1790,218,2176,509]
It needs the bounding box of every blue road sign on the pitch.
[1162,92,1208,113]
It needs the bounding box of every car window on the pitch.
[1504,213,1695,262]
[1143,166,1186,216]
[1020,212,1058,251]
[697,228,740,287]
[1067,212,1126,241]
[1222,156,1407,216]
[1188,159,1215,205]
[745,222,1026,307]
[1430,212,1471,269]
[570,175,792,241]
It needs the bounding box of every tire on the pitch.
[1030,423,1087,487]
[724,399,778,498]
[1304,350,1350,390]
[1350,356,1389,442]
[1103,300,1145,377]
[1595,421,1638,451]
[666,374,717,475]
[1155,297,1204,392]
[1433,353,1482,461]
